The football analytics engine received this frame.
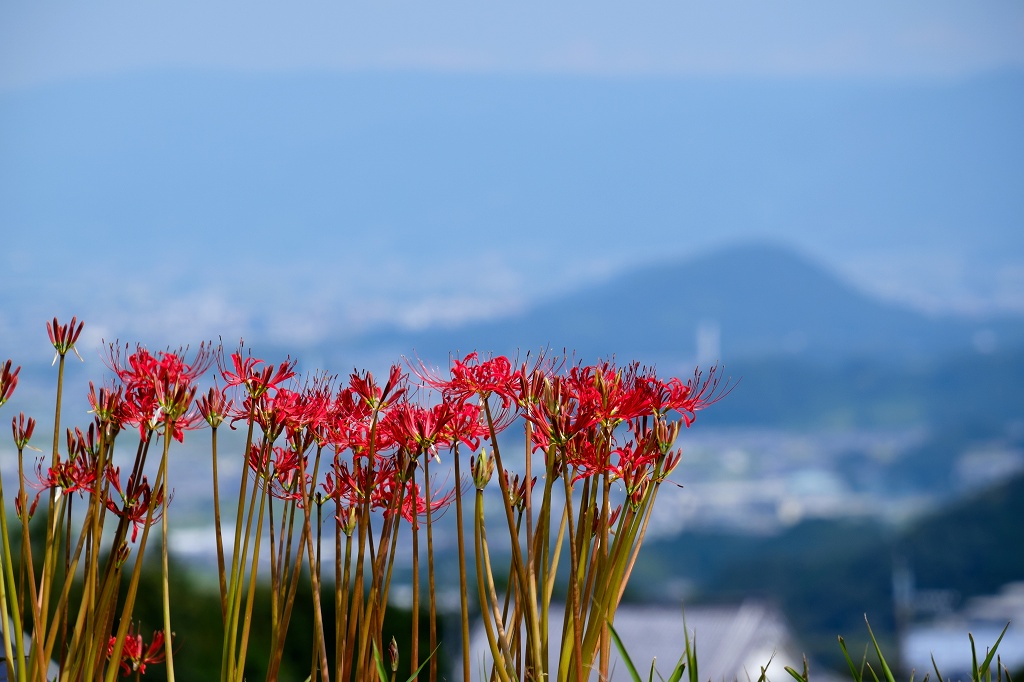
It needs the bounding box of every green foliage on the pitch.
[699,347,1024,430]
[111,558,443,682]
[611,615,1013,682]
[639,472,1024,672]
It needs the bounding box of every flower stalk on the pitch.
[0,321,725,681]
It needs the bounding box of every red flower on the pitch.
[105,467,166,543]
[248,443,309,502]
[348,365,406,411]
[648,365,731,427]
[107,343,212,441]
[88,381,129,437]
[197,385,233,429]
[34,456,96,498]
[108,624,167,676]
[414,352,519,408]
[384,399,456,456]
[440,401,487,452]
[221,350,296,399]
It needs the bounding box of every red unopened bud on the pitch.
[0,360,19,407]
[46,316,85,363]
[15,493,38,522]
[115,541,132,568]
[198,387,232,428]
[12,412,36,450]
[388,636,399,672]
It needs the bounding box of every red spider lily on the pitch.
[197,385,233,429]
[88,381,129,436]
[524,375,600,452]
[12,412,36,450]
[276,380,334,453]
[647,365,731,427]
[605,439,658,483]
[327,380,400,456]
[299,372,335,446]
[322,460,361,533]
[221,350,296,399]
[440,401,487,452]
[414,352,521,408]
[348,364,406,411]
[384,400,456,456]
[31,456,97,509]
[502,470,536,512]
[0,359,19,407]
[342,455,404,508]
[572,362,659,428]
[248,444,310,502]
[245,387,307,442]
[66,423,101,467]
[107,343,212,440]
[321,466,357,507]
[108,624,167,676]
[330,418,398,460]
[105,467,166,542]
[46,315,84,362]
[561,435,606,482]
[158,400,204,443]
[390,477,456,524]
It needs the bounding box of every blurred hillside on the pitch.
[343,241,1024,368]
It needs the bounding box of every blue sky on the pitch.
[4,2,1024,86]
[2,3,1023,357]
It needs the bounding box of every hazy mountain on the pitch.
[344,242,1024,368]
[3,70,1023,360]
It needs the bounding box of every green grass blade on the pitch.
[371,642,390,682]
[865,616,897,682]
[608,620,644,682]
[838,637,864,682]
[785,656,809,682]
[685,624,699,682]
[403,643,443,682]
[975,623,1010,680]
[932,653,945,682]
[665,653,688,682]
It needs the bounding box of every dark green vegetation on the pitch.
[61,558,442,682]
[699,345,1024,431]
[638,471,1024,672]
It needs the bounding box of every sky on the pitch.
[2,2,1023,359]
[4,2,1024,86]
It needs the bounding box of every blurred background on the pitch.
[2,2,1023,678]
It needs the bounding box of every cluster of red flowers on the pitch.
[10,336,726,539]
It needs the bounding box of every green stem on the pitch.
[451,445,472,682]
[159,430,176,682]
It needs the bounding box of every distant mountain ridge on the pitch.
[346,242,1024,367]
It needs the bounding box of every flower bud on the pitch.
[471,448,494,490]
[115,541,132,568]
[388,636,399,673]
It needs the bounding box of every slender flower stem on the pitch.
[159,429,176,682]
[451,445,471,682]
[210,425,228,622]
[36,352,67,679]
[423,453,438,682]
